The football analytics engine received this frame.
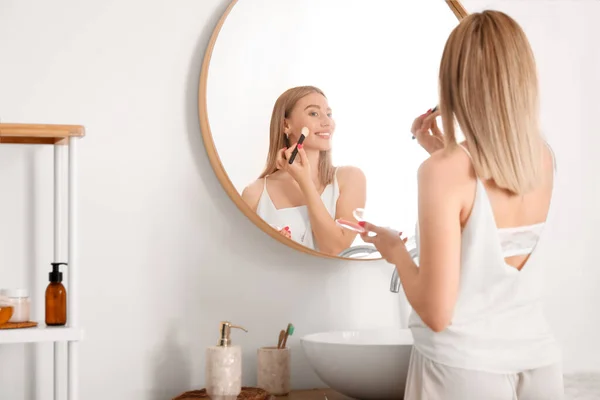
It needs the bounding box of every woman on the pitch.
[242,86,366,256]
[361,11,564,399]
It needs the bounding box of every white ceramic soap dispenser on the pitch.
[206,321,248,400]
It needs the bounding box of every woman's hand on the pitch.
[278,226,292,239]
[359,221,408,265]
[411,108,444,155]
[276,143,312,188]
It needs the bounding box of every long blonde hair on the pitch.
[439,10,543,195]
[259,86,335,186]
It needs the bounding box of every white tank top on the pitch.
[408,144,562,374]
[256,170,340,251]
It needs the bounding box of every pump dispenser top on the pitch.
[49,262,66,283]
[206,321,248,400]
[217,321,247,347]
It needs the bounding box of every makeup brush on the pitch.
[412,105,439,140]
[288,127,310,164]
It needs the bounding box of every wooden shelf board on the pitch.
[0,123,85,145]
[0,324,83,344]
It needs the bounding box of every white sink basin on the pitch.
[300,327,414,399]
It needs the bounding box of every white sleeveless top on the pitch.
[408,144,562,374]
[256,170,340,251]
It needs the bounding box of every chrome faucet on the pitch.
[390,267,401,293]
[390,248,419,293]
[337,245,380,259]
[337,245,418,293]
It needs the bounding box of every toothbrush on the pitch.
[288,127,310,164]
[277,329,285,349]
[281,323,295,348]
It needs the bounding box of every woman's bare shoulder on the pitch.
[419,145,474,185]
[416,145,476,217]
[335,166,367,204]
[336,165,366,184]
[241,178,266,211]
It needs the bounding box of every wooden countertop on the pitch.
[172,387,353,400]
[276,389,353,400]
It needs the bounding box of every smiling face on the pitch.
[284,92,335,152]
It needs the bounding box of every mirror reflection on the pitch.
[204,0,462,257]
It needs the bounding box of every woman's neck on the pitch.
[304,148,321,184]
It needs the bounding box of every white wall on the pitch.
[0,0,598,399]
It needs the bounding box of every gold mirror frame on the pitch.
[198,0,468,261]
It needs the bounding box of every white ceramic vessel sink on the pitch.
[301,328,414,399]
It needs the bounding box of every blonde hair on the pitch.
[439,10,543,194]
[259,86,335,186]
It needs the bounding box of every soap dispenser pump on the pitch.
[45,262,67,326]
[206,321,248,400]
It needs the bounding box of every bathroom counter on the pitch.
[276,389,352,400]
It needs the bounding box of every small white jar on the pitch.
[0,289,30,323]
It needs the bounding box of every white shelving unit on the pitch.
[0,123,85,400]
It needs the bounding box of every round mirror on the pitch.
[199,0,467,260]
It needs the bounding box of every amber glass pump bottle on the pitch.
[45,262,67,326]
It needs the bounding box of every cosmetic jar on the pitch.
[0,305,13,325]
[0,289,31,323]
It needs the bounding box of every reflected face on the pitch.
[285,92,335,152]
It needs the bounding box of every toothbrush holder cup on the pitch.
[256,346,291,395]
